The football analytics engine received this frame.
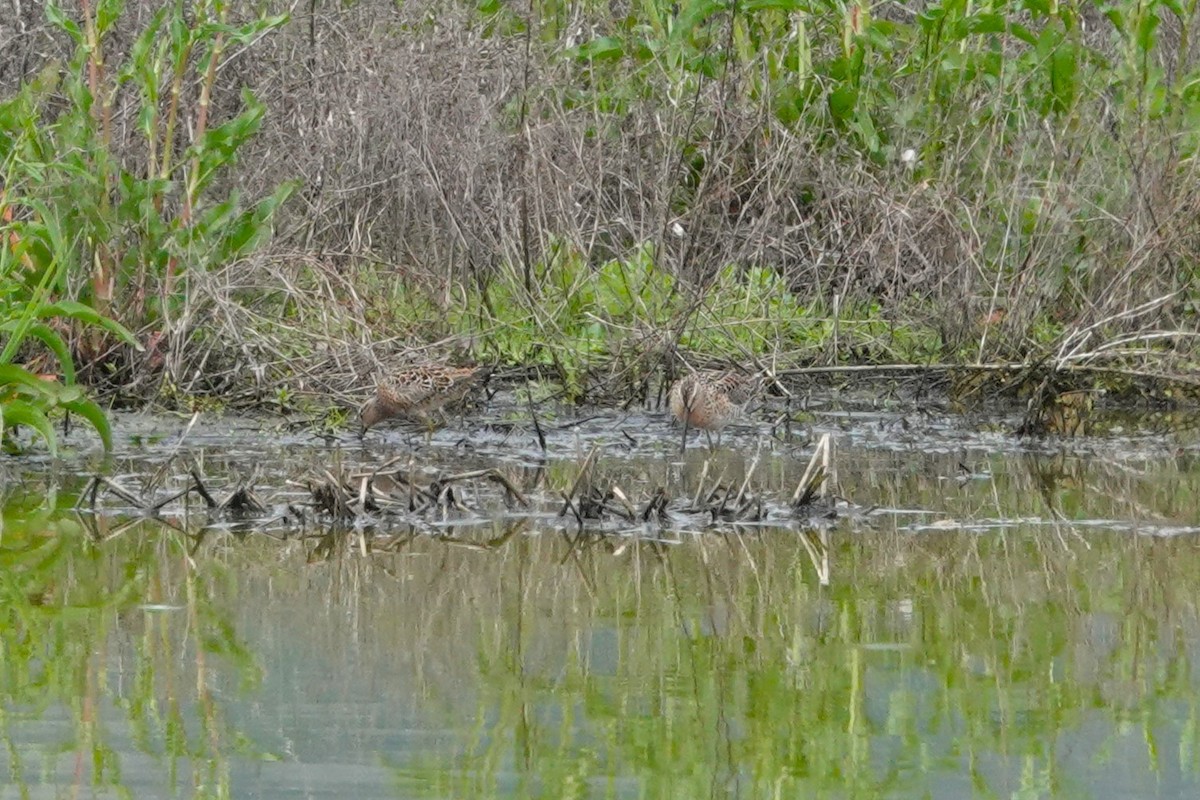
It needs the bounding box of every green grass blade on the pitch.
[60,398,113,451]
[38,300,143,350]
[19,322,77,384]
[0,363,64,395]
[1,399,58,455]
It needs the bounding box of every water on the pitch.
[3,401,1200,798]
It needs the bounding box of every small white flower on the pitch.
[901,148,917,164]
[671,221,685,238]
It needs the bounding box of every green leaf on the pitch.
[96,0,125,36]
[569,37,625,62]
[1104,8,1125,32]
[212,181,297,261]
[5,223,56,281]
[119,7,168,86]
[168,11,195,77]
[1049,42,1077,115]
[917,7,946,32]
[1035,26,1061,59]
[224,14,290,47]
[45,2,84,44]
[1009,22,1038,46]
[852,106,881,154]
[829,84,858,122]
[61,398,113,451]
[674,0,726,39]
[1136,12,1161,53]
[187,91,266,197]
[772,84,804,126]
[742,0,804,12]
[1,400,58,455]
[0,364,63,397]
[3,322,77,384]
[38,300,142,349]
[966,13,1006,35]
[187,194,240,246]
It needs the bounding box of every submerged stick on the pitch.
[75,477,101,511]
[189,466,219,509]
[559,493,583,529]
[690,459,710,510]
[436,468,531,508]
[485,471,530,508]
[791,434,831,508]
[527,389,547,454]
[610,485,637,520]
[99,477,147,509]
[640,487,669,523]
[797,529,830,586]
[557,445,600,518]
[732,444,762,508]
[357,475,370,512]
[151,486,194,512]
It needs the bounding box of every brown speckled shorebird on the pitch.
[359,364,486,435]
[668,370,762,450]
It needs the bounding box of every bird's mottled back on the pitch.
[360,364,485,433]
[668,369,761,442]
[710,371,761,406]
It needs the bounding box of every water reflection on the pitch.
[0,499,263,798]
[2,425,1200,798]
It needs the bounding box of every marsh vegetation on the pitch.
[5,1,1200,797]
[3,0,1200,439]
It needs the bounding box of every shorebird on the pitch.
[668,369,762,450]
[359,364,486,435]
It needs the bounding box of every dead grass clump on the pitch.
[77,458,267,532]
[301,459,529,523]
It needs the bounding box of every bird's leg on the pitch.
[705,429,716,449]
[680,419,690,455]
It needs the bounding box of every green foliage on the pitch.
[1,1,293,324]
[540,0,1200,173]
[0,1,293,453]
[462,243,682,395]
[0,183,139,453]
[366,241,947,392]
[466,0,1200,365]
[684,264,817,356]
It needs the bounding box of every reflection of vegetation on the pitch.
[381,511,1200,797]
[5,440,1200,797]
[0,494,262,797]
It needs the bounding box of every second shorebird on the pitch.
[668,369,762,450]
[359,364,486,435]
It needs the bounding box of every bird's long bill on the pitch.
[680,418,689,455]
[357,399,376,439]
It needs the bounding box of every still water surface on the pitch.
[2,404,1200,798]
